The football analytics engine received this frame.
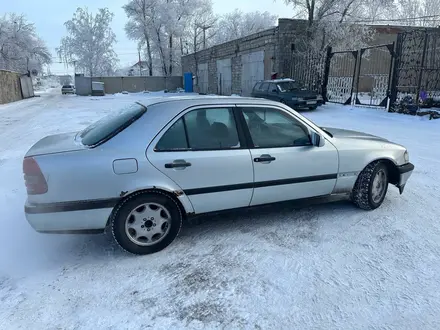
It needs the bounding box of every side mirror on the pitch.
[311,131,325,147]
[272,89,278,93]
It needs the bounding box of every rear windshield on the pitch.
[62,85,72,88]
[79,102,147,147]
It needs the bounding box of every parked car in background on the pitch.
[61,84,75,94]
[23,96,414,255]
[251,79,320,110]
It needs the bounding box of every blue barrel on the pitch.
[184,72,193,93]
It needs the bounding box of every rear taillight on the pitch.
[23,157,48,195]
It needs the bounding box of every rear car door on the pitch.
[251,82,262,98]
[147,105,254,214]
[238,105,339,206]
[266,83,279,101]
[258,82,270,99]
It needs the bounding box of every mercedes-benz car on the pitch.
[23,96,414,255]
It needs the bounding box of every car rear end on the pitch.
[23,103,149,234]
[288,94,319,110]
[22,133,113,233]
[61,85,75,94]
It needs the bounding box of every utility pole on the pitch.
[198,24,215,50]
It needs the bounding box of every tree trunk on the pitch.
[169,34,173,76]
[145,34,153,76]
[156,28,167,75]
[141,1,153,76]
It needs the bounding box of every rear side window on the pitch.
[260,83,269,91]
[155,108,240,151]
[79,102,147,147]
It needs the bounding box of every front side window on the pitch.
[241,107,311,148]
[155,108,240,151]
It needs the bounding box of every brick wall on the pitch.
[182,27,279,95]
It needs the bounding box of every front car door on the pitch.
[147,105,254,214]
[238,105,339,206]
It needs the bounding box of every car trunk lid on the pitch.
[25,132,86,157]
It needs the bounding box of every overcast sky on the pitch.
[3,0,292,74]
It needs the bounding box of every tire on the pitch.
[111,192,183,255]
[352,161,389,210]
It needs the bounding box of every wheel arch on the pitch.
[106,188,191,228]
[368,157,399,185]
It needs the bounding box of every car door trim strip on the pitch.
[25,197,120,214]
[25,174,337,214]
[184,173,337,196]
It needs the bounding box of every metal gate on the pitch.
[290,50,326,94]
[354,44,394,107]
[241,51,264,96]
[325,50,358,104]
[216,58,232,95]
[196,63,208,94]
[390,29,440,110]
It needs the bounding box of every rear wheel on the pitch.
[111,192,183,255]
[352,161,389,210]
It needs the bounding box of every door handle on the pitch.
[164,160,192,169]
[254,154,276,163]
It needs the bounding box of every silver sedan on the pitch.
[23,96,414,255]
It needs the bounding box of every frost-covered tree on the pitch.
[58,8,118,76]
[390,0,440,27]
[281,0,391,51]
[213,10,277,45]
[124,0,213,76]
[0,14,51,73]
[184,0,217,53]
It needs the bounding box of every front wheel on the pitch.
[352,161,389,210]
[111,192,183,255]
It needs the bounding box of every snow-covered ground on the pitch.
[1,90,440,329]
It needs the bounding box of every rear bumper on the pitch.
[397,162,414,194]
[25,201,112,233]
[287,100,318,110]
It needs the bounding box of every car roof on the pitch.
[137,95,280,108]
[258,78,295,84]
[135,95,285,122]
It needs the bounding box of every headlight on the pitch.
[404,150,409,163]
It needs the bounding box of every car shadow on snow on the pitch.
[54,195,366,261]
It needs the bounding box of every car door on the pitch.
[238,105,339,206]
[147,106,254,214]
[251,82,261,98]
[258,82,270,99]
[266,83,280,101]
